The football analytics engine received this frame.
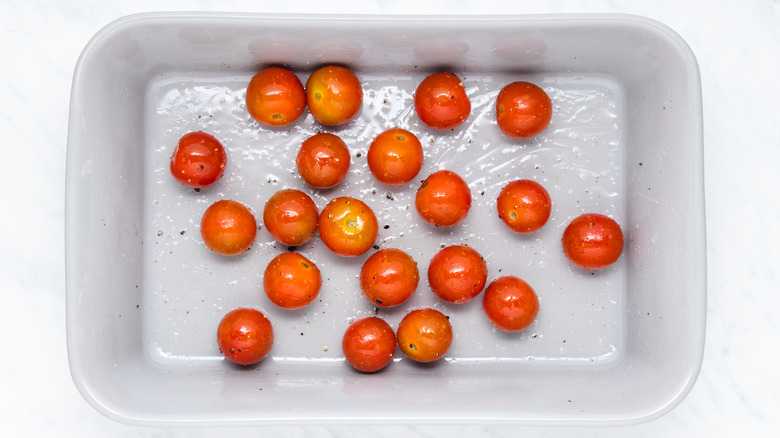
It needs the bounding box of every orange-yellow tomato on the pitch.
[305,65,363,126]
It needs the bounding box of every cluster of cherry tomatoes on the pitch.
[168,65,625,370]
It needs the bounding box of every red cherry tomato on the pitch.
[414,72,471,130]
[318,197,378,257]
[305,65,363,126]
[482,276,539,332]
[496,179,552,234]
[397,308,453,363]
[169,131,227,188]
[562,213,624,270]
[216,307,273,365]
[415,170,472,227]
[495,81,552,138]
[246,66,306,127]
[263,252,321,310]
[367,128,424,186]
[200,200,257,256]
[262,189,319,246]
[427,245,488,304]
[296,133,351,189]
[342,317,397,373]
[360,248,419,307]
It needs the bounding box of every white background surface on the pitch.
[1,0,777,436]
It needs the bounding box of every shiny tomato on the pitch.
[397,308,453,363]
[496,179,552,234]
[495,81,552,138]
[561,213,624,270]
[415,170,472,227]
[245,66,306,127]
[263,252,321,310]
[367,128,424,186]
[169,131,227,188]
[341,317,397,373]
[262,189,318,246]
[296,133,351,189]
[360,248,419,307]
[305,65,363,126]
[427,245,488,304]
[200,200,257,256]
[482,276,539,332]
[318,197,378,257]
[216,307,273,365]
[414,72,471,130]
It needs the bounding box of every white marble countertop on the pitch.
[1,0,777,436]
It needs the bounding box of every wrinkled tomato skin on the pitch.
[296,133,351,189]
[306,65,363,126]
[415,170,472,227]
[482,276,540,333]
[396,308,453,363]
[496,179,552,234]
[367,128,424,186]
[246,66,306,127]
[414,72,471,130]
[263,252,322,310]
[561,213,624,270]
[427,245,488,304]
[318,197,378,257]
[200,200,257,256]
[216,307,274,366]
[342,317,397,373]
[262,189,319,246]
[170,131,227,188]
[495,81,552,139]
[360,248,420,307]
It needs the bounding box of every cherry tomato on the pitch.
[414,72,471,130]
[341,317,396,373]
[496,179,552,234]
[561,213,624,270]
[296,133,351,189]
[262,189,318,246]
[318,197,378,257]
[427,245,488,304]
[495,81,552,138]
[200,200,257,256]
[415,170,472,227]
[216,307,273,365]
[360,248,419,307]
[245,66,306,127]
[367,128,424,186]
[482,276,539,333]
[397,308,453,363]
[169,131,227,188]
[305,65,363,126]
[263,252,321,310]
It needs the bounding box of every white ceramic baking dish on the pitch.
[66,12,705,426]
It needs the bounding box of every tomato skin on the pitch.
[169,131,227,188]
[496,179,552,234]
[397,308,453,363]
[495,81,552,139]
[415,170,472,227]
[246,66,306,127]
[263,252,321,310]
[428,245,488,304]
[296,133,351,189]
[318,197,378,257]
[216,307,273,365]
[414,72,471,130]
[561,213,624,270]
[200,200,257,256]
[482,276,539,333]
[342,317,397,373]
[305,65,363,126]
[262,189,319,246]
[367,128,424,186]
[360,248,419,307]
